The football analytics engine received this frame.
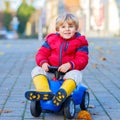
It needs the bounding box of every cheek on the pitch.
[71,30,76,34]
[58,28,63,33]
[58,29,64,34]
[71,28,77,32]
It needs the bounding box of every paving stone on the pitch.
[0,38,120,120]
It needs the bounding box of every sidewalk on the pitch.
[0,38,120,120]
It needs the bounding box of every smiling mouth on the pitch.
[64,33,71,35]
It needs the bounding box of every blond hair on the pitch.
[55,13,79,31]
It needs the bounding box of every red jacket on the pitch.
[36,32,89,70]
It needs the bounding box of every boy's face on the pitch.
[58,22,77,39]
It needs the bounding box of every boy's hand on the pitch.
[58,63,71,73]
[42,63,49,72]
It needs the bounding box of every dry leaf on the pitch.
[0,52,4,55]
[92,64,98,69]
[0,110,12,113]
[100,57,107,61]
[6,44,11,48]
[95,46,103,50]
[88,105,95,108]
[92,112,99,115]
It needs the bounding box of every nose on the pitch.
[65,27,69,30]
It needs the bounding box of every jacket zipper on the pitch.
[59,40,69,65]
[59,42,64,66]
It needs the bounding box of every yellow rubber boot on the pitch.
[25,75,53,101]
[33,75,51,92]
[52,79,76,106]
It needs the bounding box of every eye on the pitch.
[61,26,65,28]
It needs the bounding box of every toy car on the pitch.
[26,66,90,119]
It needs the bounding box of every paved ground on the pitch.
[0,37,120,120]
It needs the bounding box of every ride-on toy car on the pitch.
[25,66,90,119]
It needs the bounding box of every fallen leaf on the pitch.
[92,64,98,69]
[88,105,95,108]
[92,112,99,115]
[6,44,11,48]
[95,46,103,50]
[0,109,12,113]
[100,57,107,61]
[0,52,4,55]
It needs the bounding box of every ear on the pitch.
[56,27,59,32]
[76,27,79,31]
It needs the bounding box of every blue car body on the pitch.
[40,79,88,112]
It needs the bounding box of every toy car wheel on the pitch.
[30,101,41,117]
[80,90,89,110]
[63,97,76,119]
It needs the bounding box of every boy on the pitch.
[25,13,89,106]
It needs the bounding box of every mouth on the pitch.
[64,33,71,35]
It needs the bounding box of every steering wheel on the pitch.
[48,66,65,80]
